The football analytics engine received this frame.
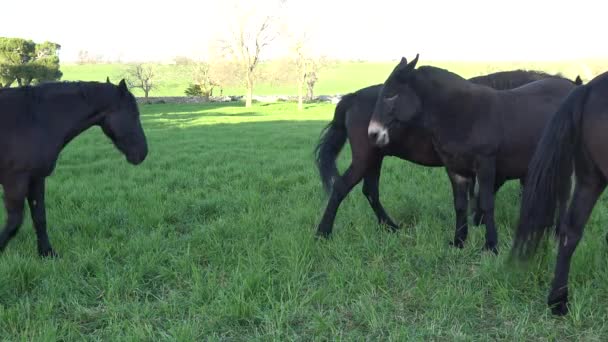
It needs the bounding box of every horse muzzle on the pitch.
[368,120,390,147]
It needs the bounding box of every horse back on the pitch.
[492,78,578,177]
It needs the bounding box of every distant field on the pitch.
[2,101,608,339]
[60,59,607,97]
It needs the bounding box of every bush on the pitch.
[184,84,203,97]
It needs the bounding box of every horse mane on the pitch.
[0,81,112,99]
[411,66,472,97]
[468,69,574,86]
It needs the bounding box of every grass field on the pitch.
[2,101,608,340]
[60,59,607,98]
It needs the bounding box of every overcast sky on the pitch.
[3,0,607,63]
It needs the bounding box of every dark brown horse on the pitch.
[511,71,608,315]
[0,79,148,257]
[315,68,580,238]
[367,55,578,253]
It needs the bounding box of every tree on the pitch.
[77,50,104,64]
[191,62,219,98]
[218,0,285,107]
[276,36,330,110]
[125,64,155,98]
[0,37,62,87]
[184,84,203,97]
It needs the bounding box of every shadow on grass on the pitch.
[140,101,247,116]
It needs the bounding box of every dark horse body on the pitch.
[0,79,148,256]
[367,55,578,253]
[315,68,580,238]
[512,71,608,315]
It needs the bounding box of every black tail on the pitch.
[314,93,355,194]
[511,86,589,260]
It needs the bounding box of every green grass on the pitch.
[2,101,608,339]
[61,59,608,98]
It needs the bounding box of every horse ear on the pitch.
[400,57,408,65]
[118,79,127,91]
[408,53,419,69]
[575,75,583,86]
[395,54,420,81]
[106,76,111,84]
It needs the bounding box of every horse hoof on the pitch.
[449,240,464,249]
[483,244,499,255]
[39,248,59,258]
[315,229,331,240]
[382,222,401,232]
[548,290,569,316]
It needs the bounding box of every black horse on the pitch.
[315,67,580,238]
[511,71,608,315]
[367,55,578,253]
[0,79,148,257]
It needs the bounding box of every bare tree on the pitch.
[289,36,330,110]
[191,62,219,98]
[218,0,285,107]
[125,64,155,98]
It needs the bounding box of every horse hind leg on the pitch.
[316,163,367,238]
[548,176,605,315]
[362,157,399,231]
[0,177,28,253]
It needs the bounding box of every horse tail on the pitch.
[511,85,590,260]
[314,93,354,194]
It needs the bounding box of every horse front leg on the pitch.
[446,169,470,248]
[362,157,399,231]
[27,177,58,257]
[476,157,499,254]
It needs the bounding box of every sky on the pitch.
[3,0,607,63]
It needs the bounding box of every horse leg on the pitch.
[362,157,399,231]
[316,164,367,238]
[473,177,505,226]
[447,170,470,248]
[477,158,499,254]
[0,177,28,253]
[548,178,605,315]
[471,175,483,226]
[27,177,57,258]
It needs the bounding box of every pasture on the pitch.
[59,59,606,97]
[2,101,608,340]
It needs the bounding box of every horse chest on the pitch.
[433,141,476,176]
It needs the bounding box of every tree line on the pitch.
[0,37,62,88]
[124,0,329,110]
[1,1,330,110]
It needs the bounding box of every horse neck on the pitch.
[53,86,112,148]
[414,68,479,112]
